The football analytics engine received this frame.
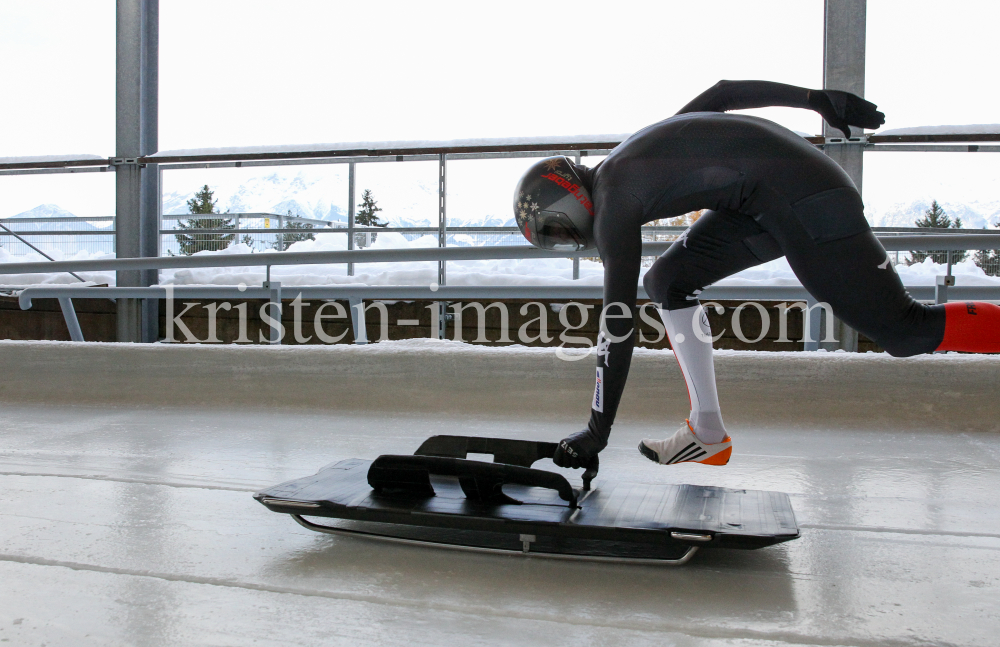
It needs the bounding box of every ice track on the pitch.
[1,339,999,646]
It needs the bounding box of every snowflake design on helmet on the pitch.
[516,192,539,225]
[543,158,562,172]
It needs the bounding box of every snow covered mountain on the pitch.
[11,168,996,234]
[4,204,113,231]
[161,172,349,223]
[160,168,996,232]
[160,167,516,228]
[865,199,1000,229]
[11,204,77,219]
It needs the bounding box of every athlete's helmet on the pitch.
[513,156,595,251]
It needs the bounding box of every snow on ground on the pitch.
[2,230,999,289]
[0,245,116,286]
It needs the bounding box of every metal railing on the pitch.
[4,130,999,175]
[7,232,1000,349]
[5,233,1000,276]
[3,131,999,279]
[5,213,999,270]
[3,131,1000,348]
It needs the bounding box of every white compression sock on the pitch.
[659,305,728,444]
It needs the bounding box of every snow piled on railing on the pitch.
[876,125,1000,136]
[147,134,633,160]
[0,153,106,165]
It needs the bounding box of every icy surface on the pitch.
[1,341,998,645]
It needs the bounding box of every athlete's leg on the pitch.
[748,185,1000,356]
[643,208,782,446]
[783,229,944,355]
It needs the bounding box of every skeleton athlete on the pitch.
[511,80,1000,469]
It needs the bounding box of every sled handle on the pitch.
[368,454,578,508]
[414,435,599,491]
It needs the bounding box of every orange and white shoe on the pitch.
[638,420,732,466]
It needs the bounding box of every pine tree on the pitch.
[355,189,386,247]
[271,210,316,250]
[907,200,966,265]
[913,200,955,229]
[174,185,236,255]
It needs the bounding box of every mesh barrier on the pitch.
[2,220,999,280]
[0,232,115,257]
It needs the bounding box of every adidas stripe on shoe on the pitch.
[638,420,732,466]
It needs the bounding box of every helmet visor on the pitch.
[533,211,586,251]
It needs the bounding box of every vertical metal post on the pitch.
[437,154,448,339]
[804,298,822,352]
[347,162,356,276]
[823,0,867,192]
[573,151,582,280]
[278,212,285,251]
[823,0,865,351]
[936,251,955,304]
[349,297,368,344]
[267,281,282,344]
[58,298,85,342]
[438,153,447,286]
[935,275,954,305]
[140,4,158,342]
[116,0,159,343]
[155,163,163,253]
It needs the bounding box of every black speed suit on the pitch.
[556,81,946,465]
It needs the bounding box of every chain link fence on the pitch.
[0,217,116,258]
[159,213,344,255]
[4,215,1000,279]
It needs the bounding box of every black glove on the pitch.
[808,89,885,138]
[553,427,608,469]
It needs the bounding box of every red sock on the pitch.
[937,302,1000,353]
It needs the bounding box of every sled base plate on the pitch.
[256,458,799,562]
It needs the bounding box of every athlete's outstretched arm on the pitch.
[552,201,645,469]
[677,80,885,137]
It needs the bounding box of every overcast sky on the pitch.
[1,0,998,218]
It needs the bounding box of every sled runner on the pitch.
[255,435,799,565]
